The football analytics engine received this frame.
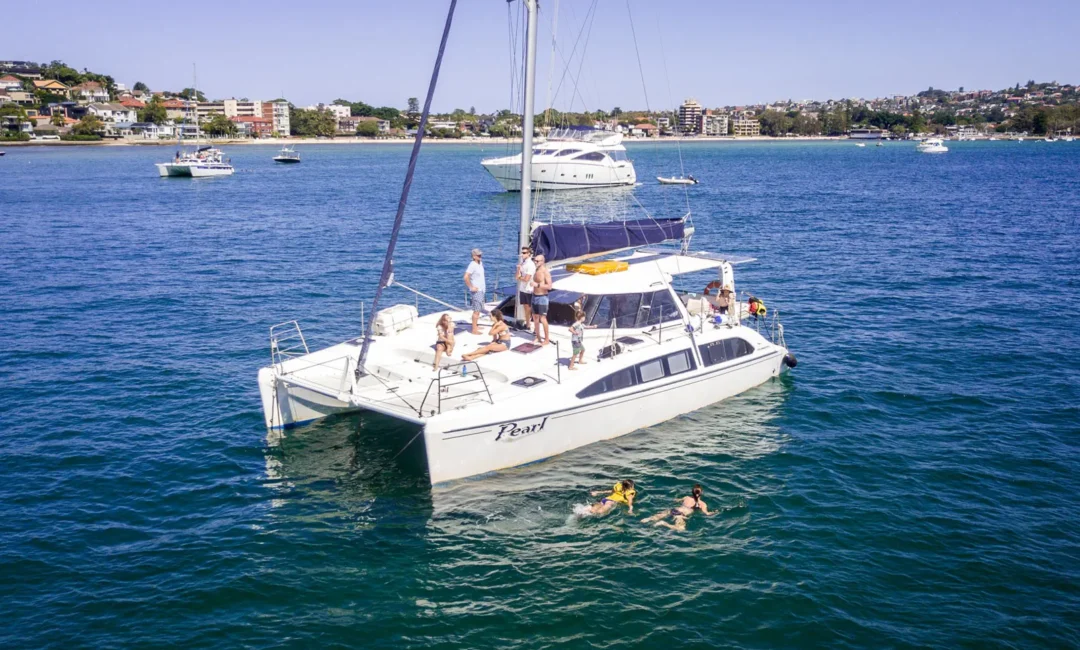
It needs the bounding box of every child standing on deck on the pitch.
[568,310,591,370]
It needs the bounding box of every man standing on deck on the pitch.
[532,254,552,345]
[464,248,486,335]
[516,246,536,332]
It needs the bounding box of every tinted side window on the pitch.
[574,151,608,162]
[699,338,754,367]
[579,366,638,398]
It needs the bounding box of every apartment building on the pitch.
[678,98,702,134]
[732,115,760,137]
[262,100,290,135]
[702,111,728,136]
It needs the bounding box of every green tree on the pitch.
[51,111,66,127]
[407,97,420,114]
[204,114,237,137]
[42,60,82,86]
[469,106,476,115]
[356,120,380,137]
[139,95,168,124]
[178,88,207,102]
[73,114,104,136]
[133,81,149,92]
[0,104,29,132]
[290,107,337,137]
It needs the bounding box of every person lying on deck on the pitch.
[462,310,512,361]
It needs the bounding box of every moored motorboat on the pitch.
[917,138,948,154]
[273,145,301,163]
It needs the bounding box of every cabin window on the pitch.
[698,337,754,367]
[573,151,608,162]
[665,349,693,375]
[555,148,578,156]
[639,358,665,383]
[583,290,681,329]
[576,349,697,398]
[610,150,629,162]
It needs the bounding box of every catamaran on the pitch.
[155,68,234,178]
[257,0,796,485]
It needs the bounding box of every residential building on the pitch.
[223,99,264,118]
[678,98,702,134]
[130,122,175,139]
[656,115,671,131]
[732,115,760,137]
[161,98,191,122]
[87,102,138,124]
[0,61,42,78]
[357,116,391,133]
[6,90,36,106]
[32,79,70,96]
[262,100,290,136]
[338,116,360,133]
[120,97,145,110]
[0,74,23,92]
[71,81,110,104]
[702,111,728,136]
[230,115,273,138]
[631,123,657,137]
[196,101,226,121]
[2,115,34,133]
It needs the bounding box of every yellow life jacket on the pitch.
[606,482,636,504]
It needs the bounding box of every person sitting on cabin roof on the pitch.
[462,309,511,361]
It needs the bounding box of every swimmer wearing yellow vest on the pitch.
[588,479,636,515]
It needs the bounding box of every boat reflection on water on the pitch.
[262,377,791,531]
[263,411,433,516]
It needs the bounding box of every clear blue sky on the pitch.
[6,0,1078,111]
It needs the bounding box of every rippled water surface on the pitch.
[2,141,1078,648]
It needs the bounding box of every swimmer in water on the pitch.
[587,479,636,516]
[640,484,715,531]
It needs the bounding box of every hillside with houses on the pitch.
[2,59,1077,143]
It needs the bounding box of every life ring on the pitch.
[704,280,723,296]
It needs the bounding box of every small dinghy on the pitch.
[657,175,698,185]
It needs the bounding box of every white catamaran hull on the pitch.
[482,160,636,191]
[156,162,235,177]
[420,349,784,484]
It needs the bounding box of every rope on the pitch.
[356,0,458,380]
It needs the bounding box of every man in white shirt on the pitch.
[516,246,536,331]
[463,248,486,335]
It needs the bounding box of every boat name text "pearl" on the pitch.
[495,417,548,442]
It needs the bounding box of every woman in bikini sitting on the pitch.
[588,479,636,515]
[433,313,455,370]
[462,309,512,361]
[640,484,716,531]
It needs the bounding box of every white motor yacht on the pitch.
[257,0,794,486]
[917,138,948,154]
[481,127,636,191]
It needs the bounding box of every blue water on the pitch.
[2,141,1078,648]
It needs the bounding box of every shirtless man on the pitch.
[531,254,552,345]
[640,484,716,531]
[516,246,536,330]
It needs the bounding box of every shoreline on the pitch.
[2,135,857,147]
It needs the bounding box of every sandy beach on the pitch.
[2,135,849,147]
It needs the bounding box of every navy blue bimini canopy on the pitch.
[531,218,685,263]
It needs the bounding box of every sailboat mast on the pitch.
[514,0,538,323]
[519,0,538,249]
